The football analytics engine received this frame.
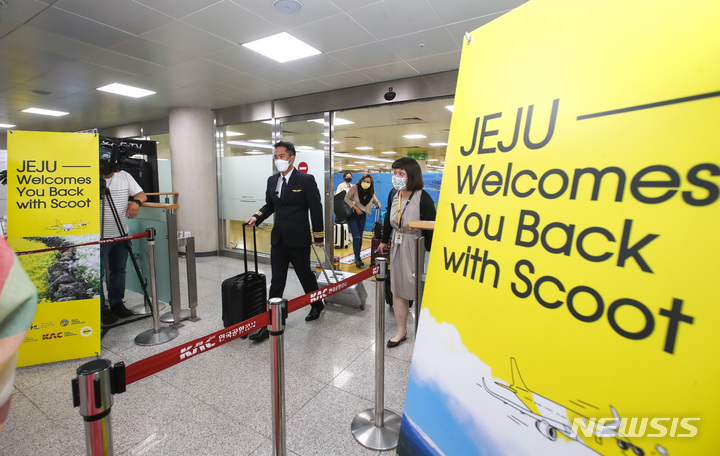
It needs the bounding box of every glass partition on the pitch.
[218,121,273,255]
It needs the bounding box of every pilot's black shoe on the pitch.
[249,327,269,342]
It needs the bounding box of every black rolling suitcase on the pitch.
[222,223,267,328]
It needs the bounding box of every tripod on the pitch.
[100,178,153,325]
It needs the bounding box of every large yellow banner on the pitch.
[7,131,101,366]
[400,1,720,455]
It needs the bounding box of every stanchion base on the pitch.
[134,326,179,346]
[130,302,165,315]
[351,408,401,451]
[159,309,190,323]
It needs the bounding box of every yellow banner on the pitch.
[7,131,101,366]
[17,299,100,366]
[404,1,720,455]
[7,131,99,237]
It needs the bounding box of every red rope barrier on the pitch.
[124,264,379,385]
[15,232,150,255]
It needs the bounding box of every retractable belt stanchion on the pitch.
[351,257,401,450]
[72,359,126,455]
[269,297,288,456]
[135,227,179,346]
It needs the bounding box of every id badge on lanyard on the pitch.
[394,232,403,244]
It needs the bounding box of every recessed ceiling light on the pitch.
[242,32,321,63]
[355,146,373,150]
[445,105,455,112]
[403,134,426,139]
[249,139,271,143]
[245,151,265,155]
[319,140,340,145]
[309,118,354,126]
[0,123,16,128]
[427,159,439,162]
[22,108,69,117]
[429,142,447,146]
[97,83,155,98]
[226,131,245,137]
[381,151,397,155]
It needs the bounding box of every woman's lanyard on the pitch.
[397,191,415,225]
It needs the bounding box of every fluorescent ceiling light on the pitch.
[319,140,340,145]
[381,151,397,155]
[0,123,16,128]
[354,161,366,164]
[226,131,245,137]
[429,142,447,146]
[427,159,439,162]
[22,108,69,117]
[334,152,393,163]
[445,105,454,112]
[242,32,321,63]
[309,118,354,126]
[245,151,265,155]
[227,140,273,149]
[403,134,426,139]
[249,139,270,143]
[97,83,155,98]
[355,146,373,150]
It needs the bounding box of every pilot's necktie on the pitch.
[281,176,287,198]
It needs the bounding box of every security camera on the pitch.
[384,87,396,101]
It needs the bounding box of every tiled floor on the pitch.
[3,254,415,456]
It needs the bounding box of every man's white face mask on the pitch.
[275,158,290,173]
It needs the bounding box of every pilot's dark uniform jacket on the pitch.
[253,168,324,310]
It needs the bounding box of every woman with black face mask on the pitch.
[335,171,353,195]
[344,174,382,268]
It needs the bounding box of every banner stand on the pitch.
[351,257,401,450]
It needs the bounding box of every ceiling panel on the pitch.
[407,50,461,75]
[134,0,224,19]
[349,0,443,40]
[53,0,174,35]
[290,13,376,53]
[327,42,402,70]
[427,0,528,24]
[140,20,234,55]
[0,0,50,36]
[360,61,419,83]
[381,27,459,61]
[181,1,280,44]
[0,27,102,61]
[82,50,165,76]
[25,7,135,48]
[284,54,353,79]
[109,37,194,67]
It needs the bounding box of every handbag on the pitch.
[333,190,353,223]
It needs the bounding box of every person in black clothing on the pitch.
[246,141,325,340]
[378,157,435,348]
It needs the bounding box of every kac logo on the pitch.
[42,332,63,340]
[310,289,328,301]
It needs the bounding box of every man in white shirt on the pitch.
[100,170,146,326]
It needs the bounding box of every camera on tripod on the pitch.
[99,137,146,176]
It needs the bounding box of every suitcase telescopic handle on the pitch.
[311,244,340,284]
[241,222,259,274]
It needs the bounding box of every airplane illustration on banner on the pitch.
[46,219,87,232]
[479,358,668,456]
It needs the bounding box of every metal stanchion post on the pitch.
[351,258,401,450]
[72,359,126,456]
[135,227,179,346]
[269,297,288,456]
